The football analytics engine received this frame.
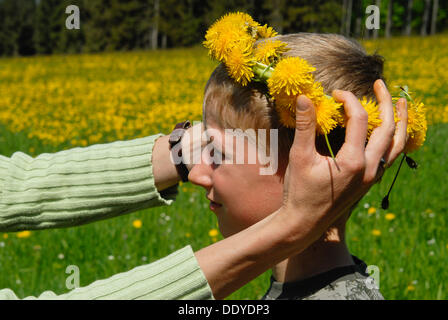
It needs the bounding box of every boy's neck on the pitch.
[272,229,354,283]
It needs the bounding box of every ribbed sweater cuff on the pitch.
[0,134,177,231]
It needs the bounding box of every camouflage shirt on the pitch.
[261,256,384,300]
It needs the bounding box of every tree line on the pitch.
[0,0,446,57]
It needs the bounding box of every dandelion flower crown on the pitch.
[204,12,428,208]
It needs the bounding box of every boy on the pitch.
[189,33,388,300]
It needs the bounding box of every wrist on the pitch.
[153,135,181,191]
[183,122,206,172]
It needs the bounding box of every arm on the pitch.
[0,246,213,300]
[0,134,177,232]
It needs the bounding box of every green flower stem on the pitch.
[253,62,273,81]
[399,86,414,103]
[324,133,337,165]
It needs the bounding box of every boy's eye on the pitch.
[210,148,225,168]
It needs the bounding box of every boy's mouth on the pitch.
[207,196,223,211]
[209,200,223,211]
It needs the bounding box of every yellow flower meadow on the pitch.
[132,219,142,229]
[0,24,442,155]
[0,49,214,147]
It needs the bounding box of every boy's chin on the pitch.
[217,223,249,239]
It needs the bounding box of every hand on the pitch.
[281,79,408,240]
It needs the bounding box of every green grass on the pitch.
[0,120,446,300]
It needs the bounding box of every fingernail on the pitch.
[332,89,342,96]
[297,95,310,111]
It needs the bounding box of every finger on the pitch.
[290,95,317,163]
[383,98,408,166]
[332,90,368,162]
[364,80,395,181]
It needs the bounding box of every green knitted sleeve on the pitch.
[0,245,213,300]
[0,134,214,300]
[0,134,177,231]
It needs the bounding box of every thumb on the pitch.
[291,95,317,161]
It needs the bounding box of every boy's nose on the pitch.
[188,154,213,189]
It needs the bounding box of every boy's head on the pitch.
[189,33,385,237]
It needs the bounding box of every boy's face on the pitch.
[188,117,284,238]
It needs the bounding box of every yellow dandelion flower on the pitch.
[257,24,278,38]
[132,219,142,229]
[203,26,244,62]
[275,104,296,128]
[372,229,381,236]
[203,12,258,62]
[222,12,259,30]
[314,95,343,136]
[405,129,426,154]
[338,97,382,140]
[272,80,341,136]
[305,82,326,104]
[3,234,8,239]
[253,40,289,65]
[368,207,377,215]
[385,213,396,221]
[268,57,316,98]
[268,57,317,126]
[406,285,416,292]
[17,231,31,239]
[224,42,255,86]
[360,97,382,139]
[271,91,296,113]
[208,229,219,237]
[404,100,427,153]
[185,232,191,238]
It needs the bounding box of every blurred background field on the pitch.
[0,0,447,300]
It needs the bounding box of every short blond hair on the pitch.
[203,33,385,171]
